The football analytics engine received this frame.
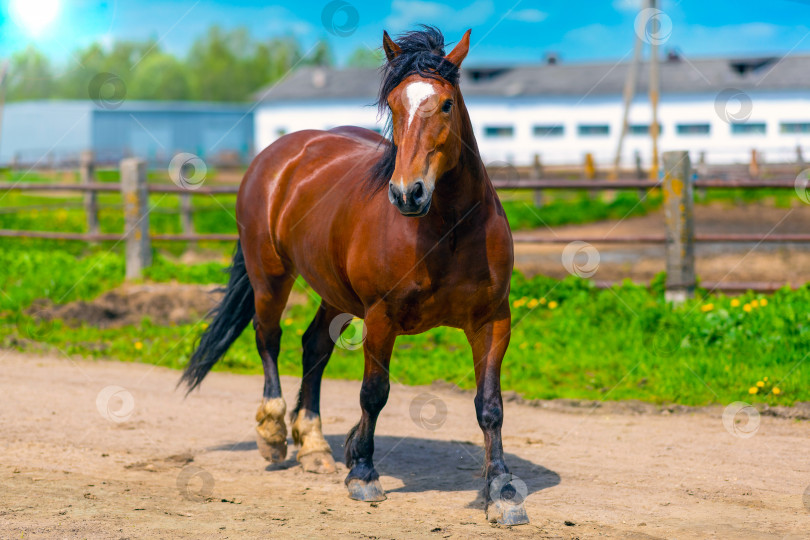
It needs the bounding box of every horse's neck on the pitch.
[432,93,490,220]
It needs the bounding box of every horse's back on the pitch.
[236,127,386,309]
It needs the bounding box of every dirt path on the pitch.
[2,351,809,539]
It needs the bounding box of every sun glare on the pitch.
[9,0,61,37]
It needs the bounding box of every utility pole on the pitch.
[649,0,661,180]
[612,0,662,181]
[611,21,643,180]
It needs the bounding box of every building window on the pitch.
[781,122,810,134]
[578,124,610,136]
[628,124,662,135]
[731,123,766,135]
[533,125,564,137]
[484,126,514,138]
[676,123,710,135]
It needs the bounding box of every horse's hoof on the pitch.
[256,433,287,463]
[346,478,386,502]
[486,499,530,526]
[299,451,337,474]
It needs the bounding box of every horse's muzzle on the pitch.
[388,179,432,217]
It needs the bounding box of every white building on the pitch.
[254,54,810,168]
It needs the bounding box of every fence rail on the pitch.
[0,152,807,296]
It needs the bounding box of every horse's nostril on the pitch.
[412,182,425,202]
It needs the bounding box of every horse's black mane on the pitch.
[367,26,461,191]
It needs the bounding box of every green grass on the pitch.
[1,244,808,407]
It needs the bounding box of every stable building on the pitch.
[253,54,810,168]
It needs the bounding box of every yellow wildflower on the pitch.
[756,381,764,388]
[743,304,752,313]
[763,376,768,382]
[730,299,740,307]
[512,298,527,308]
[519,342,528,350]
[760,298,768,307]
[296,328,304,336]
[134,341,143,351]
[539,297,547,305]
[701,303,714,312]
[548,301,558,310]
[201,322,209,330]
[283,318,293,326]
[527,299,539,309]
[748,386,758,394]
[750,299,759,308]
[773,387,781,395]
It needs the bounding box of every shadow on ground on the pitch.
[208,434,560,507]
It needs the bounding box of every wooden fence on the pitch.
[1,150,808,298]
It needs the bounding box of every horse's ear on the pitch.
[445,29,471,68]
[382,31,401,62]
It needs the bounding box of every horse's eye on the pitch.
[441,100,453,113]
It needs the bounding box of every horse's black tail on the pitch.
[180,241,255,393]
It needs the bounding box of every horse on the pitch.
[180,26,528,525]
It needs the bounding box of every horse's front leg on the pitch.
[466,306,530,525]
[344,311,395,502]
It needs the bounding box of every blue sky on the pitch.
[2,0,810,67]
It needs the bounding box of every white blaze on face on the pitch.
[405,81,436,128]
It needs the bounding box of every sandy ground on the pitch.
[2,351,810,539]
[514,201,810,285]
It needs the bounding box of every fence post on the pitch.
[662,151,695,303]
[120,158,151,280]
[749,148,760,178]
[180,192,194,236]
[79,150,99,240]
[532,153,544,208]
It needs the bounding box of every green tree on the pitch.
[304,40,334,67]
[129,53,191,100]
[346,47,384,68]
[6,46,55,101]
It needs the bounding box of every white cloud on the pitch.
[506,9,547,23]
[613,0,642,13]
[385,0,495,32]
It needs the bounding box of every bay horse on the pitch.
[181,26,527,525]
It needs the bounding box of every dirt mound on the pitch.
[28,283,222,328]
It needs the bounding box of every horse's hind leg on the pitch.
[290,301,341,474]
[253,276,295,463]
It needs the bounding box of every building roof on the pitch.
[254,54,810,103]
[4,100,252,113]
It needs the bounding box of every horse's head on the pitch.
[376,27,471,217]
